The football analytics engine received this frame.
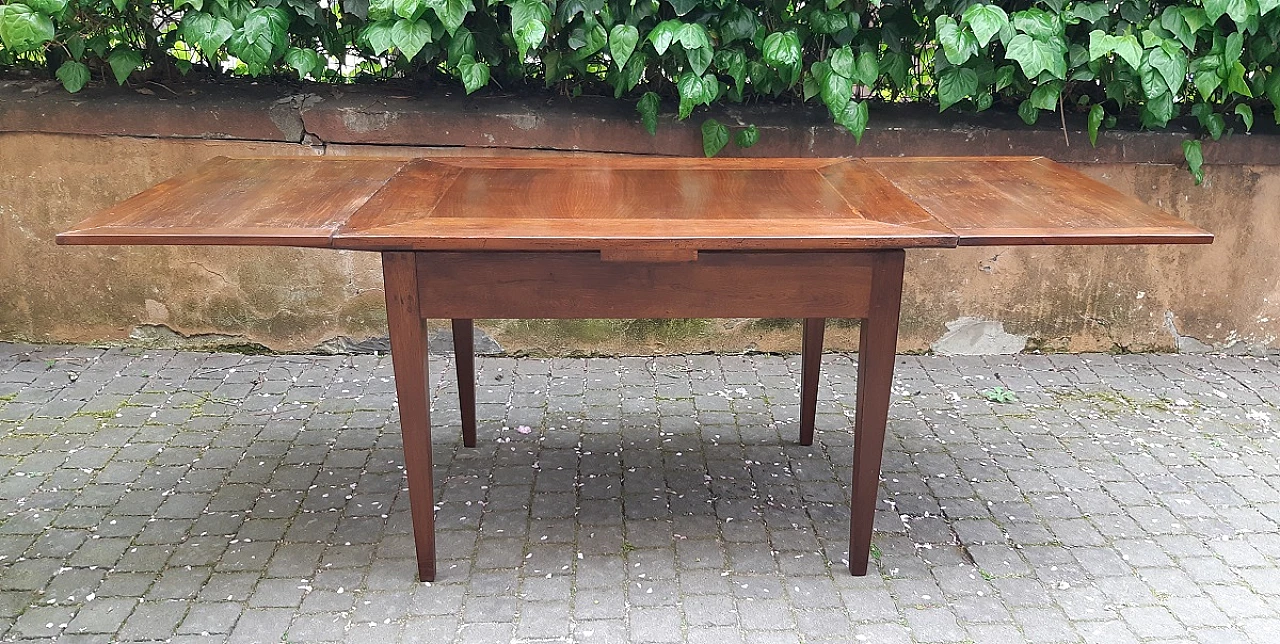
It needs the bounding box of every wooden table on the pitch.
[58,156,1211,582]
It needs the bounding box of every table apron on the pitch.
[410,251,878,319]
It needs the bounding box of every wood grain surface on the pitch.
[57,157,410,246]
[865,157,1214,245]
[413,252,875,319]
[57,155,1214,249]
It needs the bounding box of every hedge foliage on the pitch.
[1,0,1278,171]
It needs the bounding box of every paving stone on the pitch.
[178,601,243,635]
[3,347,1280,644]
[116,599,188,640]
[65,597,136,634]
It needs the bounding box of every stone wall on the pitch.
[2,80,1275,355]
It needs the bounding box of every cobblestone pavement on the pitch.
[1,342,1279,643]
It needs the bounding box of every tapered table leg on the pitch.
[800,318,825,446]
[848,250,905,576]
[382,252,437,582]
[452,319,477,448]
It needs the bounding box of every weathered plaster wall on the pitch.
[1,81,1274,354]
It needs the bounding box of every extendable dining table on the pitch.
[57,155,1212,581]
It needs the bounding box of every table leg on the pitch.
[799,318,825,446]
[452,319,477,448]
[848,250,904,576]
[382,252,437,582]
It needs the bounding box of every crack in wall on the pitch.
[1164,310,1213,353]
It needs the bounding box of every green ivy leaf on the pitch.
[0,4,55,54]
[457,54,489,93]
[55,60,89,93]
[25,0,67,16]
[284,47,321,78]
[1142,91,1175,127]
[809,10,847,35]
[1088,31,1141,69]
[1224,32,1243,68]
[686,46,712,76]
[1072,2,1110,23]
[1192,55,1223,99]
[1029,81,1061,110]
[426,0,471,36]
[1265,72,1280,119]
[1193,103,1225,139]
[107,48,143,85]
[369,0,394,21]
[1146,42,1188,96]
[715,48,746,95]
[608,24,638,70]
[1012,8,1060,40]
[716,3,760,45]
[937,16,978,65]
[182,12,235,59]
[701,118,729,157]
[734,124,759,148]
[962,3,1009,47]
[882,51,910,88]
[821,66,853,114]
[242,7,289,54]
[1236,103,1254,130]
[802,71,821,102]
[1204,0,1248,26]
[65,33,85,60]
[1018,98,1040,124]
[446,25,475,66]
[510,0,550,59]
[666,0,698,17]
[637,91,660,135]
[834,99,869,142]
[828,46,854,79]
[514,19,546,59]
[229,7,289,73]
[1227,61,1253,97]
[1087,103,1104,146]
[995,64,1016,91]
[761,30,802,85]
[1113,35,1143,70]
[1160,7,1197,50]
[1182,139,1204,185]
[677,70,718,119]
[937,65,978,110]
[1006,33,1065,79]
[1262,0,1280,15]
[362,20,396,54]
[393,0,425,21]
[1087,30,1111,61]
[676,22,710,51]
[647,20,679,56]
[854,51,878,86]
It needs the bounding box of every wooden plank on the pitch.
[56,157,409,247]
[335,216,957,251]
[866,157,1213,245]
[848,250,904,576]
[58,155,1212,250]
[333,157,960,251]
[382,251,438,582]
[413,252,876,319]
[600,249,699,262]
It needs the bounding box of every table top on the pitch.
[57,155,1212,251]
